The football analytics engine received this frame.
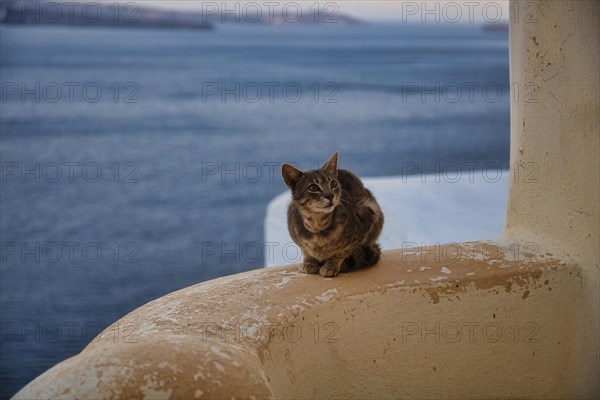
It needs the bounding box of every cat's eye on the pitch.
[308,184,320,192]
[330,181,338,189]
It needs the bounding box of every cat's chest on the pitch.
[297,222,346,256]
[302,216,331,233]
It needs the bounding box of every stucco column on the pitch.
[505,0,599,396]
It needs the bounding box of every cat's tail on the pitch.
[341,243,381,272]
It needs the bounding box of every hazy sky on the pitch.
[136,1,511,22]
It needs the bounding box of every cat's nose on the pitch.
[324,193,334,201]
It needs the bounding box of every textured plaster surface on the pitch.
[506,1,599,396]
[15,242,582,399]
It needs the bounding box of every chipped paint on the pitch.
[316,288,338,302]
[429,276,448,282]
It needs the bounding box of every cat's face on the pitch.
[282,153,341,214]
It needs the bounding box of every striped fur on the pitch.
[282,153,384,277]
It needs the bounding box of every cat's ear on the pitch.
[322,152,339,177]
[282,164,304,190]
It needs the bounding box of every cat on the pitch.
[281,152,384,277]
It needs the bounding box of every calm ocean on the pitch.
[0,23,508,398]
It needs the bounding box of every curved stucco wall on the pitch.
[505,0,599,396]
[14,243,582,399]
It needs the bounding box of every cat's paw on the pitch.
[299,262,319,274]
[319,265,340,277]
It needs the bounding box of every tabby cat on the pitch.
[282,152,384,277]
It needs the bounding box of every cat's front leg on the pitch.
[299,254,321,274]
[319,256,345,277]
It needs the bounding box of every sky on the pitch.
[132,1,511,23]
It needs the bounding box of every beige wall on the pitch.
[14,244,584,399]
[505,0,599,396]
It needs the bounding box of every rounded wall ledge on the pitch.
[14,240,581,399]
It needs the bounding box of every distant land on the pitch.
[0,0,363,29]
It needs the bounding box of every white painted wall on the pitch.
[264,172,509,267]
